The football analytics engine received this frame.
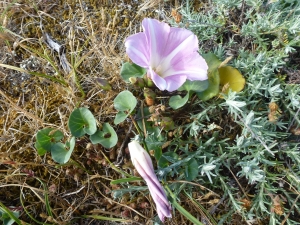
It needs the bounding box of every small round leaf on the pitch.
[51,137,75,164]
[68,108,97,137]
[90,123,118,148]
[114,111,128,125]
[35,128,64,156]
[169,93,189,110]
[114,90,137,112]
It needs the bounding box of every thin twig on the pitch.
[114,122,133,166]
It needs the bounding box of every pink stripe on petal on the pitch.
[142,18,170,67]
[166,27,199,54]
[147,179,169,206]
[164,52,208,80]
[149,189,171,215]
[159,33,198,74]
[135,160,166,197]
[125,33,150,68]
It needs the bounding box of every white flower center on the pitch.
[153,64,164,77]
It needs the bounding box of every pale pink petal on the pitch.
[146,178,170,207]
[142,18,170,67]
[148,67,167,91]
[134,160,168,201]
[151,195,172,222]
[164,27,198,55]
[125,32,149,68]
[164,75,187,92]
[163,52,208,80]
[128,142,162,189]
[149,188,172,216]
[158,28,199,75]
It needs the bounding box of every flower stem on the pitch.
[164,185,205,225]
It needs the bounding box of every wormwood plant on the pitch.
[163,0,300,224]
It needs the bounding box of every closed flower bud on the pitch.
[144,87,156,106]
[129,77,145,88]
[128,141,172,222]
[95,78,112,91]
[143,75,154,87]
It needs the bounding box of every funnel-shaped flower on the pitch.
[128,140,172,222]
[125,18,208,92]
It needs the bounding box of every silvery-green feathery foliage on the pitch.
[162,0,300,223]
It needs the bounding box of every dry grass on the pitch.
[0,0,201,224]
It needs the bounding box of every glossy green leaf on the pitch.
[68,108,97,137]
[90,123,118,148]
[184,158,199,181]
[35,128,64,156]
[169,93,189,110]
[120,62,147,82]
[203,52,222,73]
[196,69,220,101]
[51,137,75,164]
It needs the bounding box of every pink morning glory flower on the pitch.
[128,140,172,222]
[125,18,208,92]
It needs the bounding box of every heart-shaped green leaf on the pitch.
[35,128,64,156]
[196,69,220,101]
[90,123,118,148]
[120,62,147,82]
[68,108,97,137]
[114,111,128,125]
[114,90,137,112]
[114,91,137,124]
[169,93,189,110]
[51,137,75,164]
